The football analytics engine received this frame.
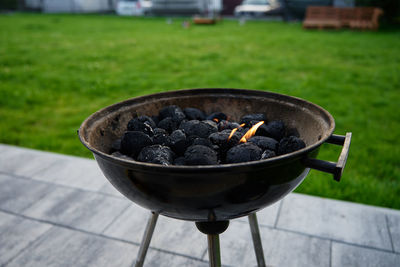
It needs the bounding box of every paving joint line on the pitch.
[385,214,395,252]
[329,240,333,267]
[0,208,207,264]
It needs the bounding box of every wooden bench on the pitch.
[303,6,383,30]
[303,6,341,29]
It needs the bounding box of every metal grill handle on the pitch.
[303,132,352,181]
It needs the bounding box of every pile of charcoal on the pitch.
[110,105,306,166]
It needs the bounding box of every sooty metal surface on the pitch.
[79,88,349,222]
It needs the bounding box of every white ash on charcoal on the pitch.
[110,105,306,166]
[137,145,175,165]
[153,128,171,146]
[261,150,276,159]
[127,117,155,136]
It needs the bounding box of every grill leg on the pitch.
[248,213,266,267]
[134,212,159,267]
[207,234,221,267]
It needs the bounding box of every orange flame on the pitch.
[213,118,219,123]
[227,123,246,142]
[239,121,264,143]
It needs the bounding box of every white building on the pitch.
[25,0,117,13]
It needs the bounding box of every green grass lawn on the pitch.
[0,13,399,209]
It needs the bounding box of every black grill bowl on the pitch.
[79,88,339,222]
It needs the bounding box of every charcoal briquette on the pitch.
[184,145,218,165]
[206,112,227,122]
[127,118,154,136]
[158,117,178,133]
[153,127,171,146]
[120,131,153,158]
[192,137,213,148]
[169,129,189,155]
[248,136,278,152]
[218,120,240,131]
[256,120,286,140]
[240,114,267,126]
[137,145,175,165]
[226,143,262,164]
[277,136,306,155]
[183,107,206,121]
[159,105,186,123]
[179,120,218,138]
[261,150,276,160]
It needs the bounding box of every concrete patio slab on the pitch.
[0,212,52,266]
[276,193,393,251]
[1,143,399,267]
[331,242,400,267]
[22,184,130,234]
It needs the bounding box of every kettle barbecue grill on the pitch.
[79,88,351,267]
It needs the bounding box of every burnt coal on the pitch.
[183,107,206,121]
[206,112,227,122]
[256,120,285,141]
[137,145,175,165]
[248,136,278,152]
[261,150,276,159]
[120,131,153,158]
[111,105,306,166]
[203,120,219,132]
[153,128,170,146]
[218,120,240,131]
[127,117,154,136]
[277,136,306,155]
[240,114,267,126]
[179,120,218,138]
[159,105,186,123]
[209,130,242,149]
[184,145,218,165]
[158,117,178,133]
[192,137,214,148]
[135,115,157,128]
[226,143,262,164]
[169,129,189,155]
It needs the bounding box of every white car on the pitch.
[116,0,152,16]
[234,0,281,17]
